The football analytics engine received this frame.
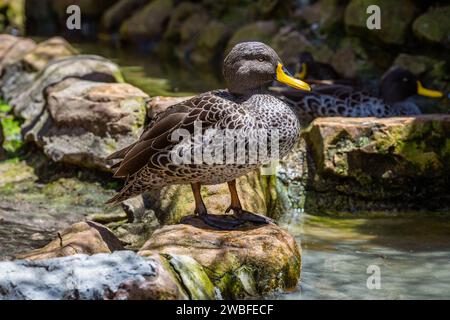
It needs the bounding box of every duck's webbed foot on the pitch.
[225,206,276,225]
[198,212,244,230]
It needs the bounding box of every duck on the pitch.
[277,67,444,125]
[293,51,340,81]
[106,42,311,230]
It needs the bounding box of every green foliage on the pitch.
[0,100,23,154]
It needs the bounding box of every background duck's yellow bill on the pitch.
[417,81,443,98]
[276,63,311,91]
[294,63,307,80]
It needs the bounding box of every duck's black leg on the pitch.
[225,180,275,225]
[190,182,243,230]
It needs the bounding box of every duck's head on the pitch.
[223,42,311,95]
[380,68,443,104]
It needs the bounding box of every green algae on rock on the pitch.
[300,115,450,215]
[139,217,302,299]
[412,5,450,48]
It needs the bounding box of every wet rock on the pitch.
[2,54,122,126]
[21,37,78,71]
[26,78,148,171]
[120,0,173,42]
[0,251,188,300]
[301,115,450,215]
[139,218,301,299]
[412,6,450,47]
[15,221,124,261]
[226,21,278,53]
[344,0,418,45]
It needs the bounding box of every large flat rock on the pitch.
[300,115,450,215]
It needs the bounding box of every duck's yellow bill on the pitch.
[294,63,307,80]
[276,63,311,91]
[417,81,443,98]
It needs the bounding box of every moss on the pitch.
[412,5,450,45]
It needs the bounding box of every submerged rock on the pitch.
[139,217,301,299]
[16,221,124,261]
[26,78,148,171]
[300,115,450,215]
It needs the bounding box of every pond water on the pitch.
[3,41,449,299]
[276,211,450,300]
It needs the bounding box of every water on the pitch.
[276,211,450,299]
[71,41,223,96]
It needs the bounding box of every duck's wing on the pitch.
[108,91,247,178]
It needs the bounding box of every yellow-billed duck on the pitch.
[106,42,311,229]
[277,67,444,124]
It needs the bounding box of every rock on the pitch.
[393,53,444,76]
[226,21,278,53]
[412,5,450,47]
[26,78,148,171]
[2,55,123,128]
[271,27,312,66]
[139,218,301,299]
[146,95,193,119]
[296,0,346,32]
[120,0,173,42]
[344,0,418,45]
[15,221,124,261]
[0,35,36,74]
[0,251,189,300]
[21,37,78,71]
[101,0,148,32]
[300,115,450,215]
[190,20,229,64]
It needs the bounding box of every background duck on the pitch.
[106,42,311,230]
[276,67,444,125]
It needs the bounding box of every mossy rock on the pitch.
[139,218,301,299]
[412,5,450,47]
[226,20,278,53]
[344,0,418,45]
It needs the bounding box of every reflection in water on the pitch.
[276,211,450,299]
[71,41,224,96]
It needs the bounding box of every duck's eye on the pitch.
[257,56,265,62]
[402,77,408,82]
